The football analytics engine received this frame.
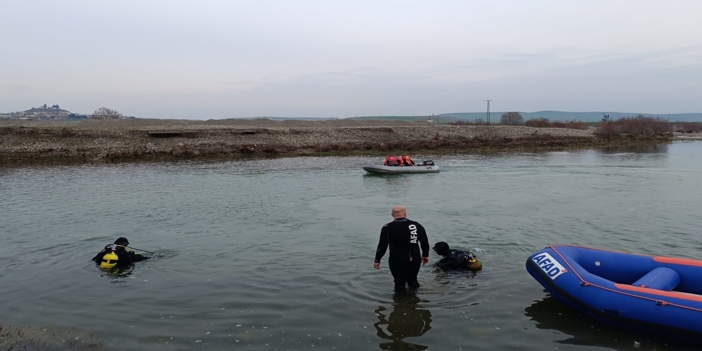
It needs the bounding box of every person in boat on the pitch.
[399,155,416,166]
[383,155,400,166]
[374,206,431,292]
[92,237,150,269]
[433,241,482,271]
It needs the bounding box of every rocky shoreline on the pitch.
[0,118,683,166]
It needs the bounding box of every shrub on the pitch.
[672,122,702,133]
[525,118,595,130]
[594,115,671,138]
[593,121,619,140]
[525,118,551,128]
[91,107,122,120]
[500,112,524,125]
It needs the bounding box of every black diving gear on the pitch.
[433,241,482,271]
[375,218,430,292]
[92,238,149,269]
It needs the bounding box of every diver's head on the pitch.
[100,251,119,269]
[114,237,129,246]
[433,242,450,256]
[391,206,406,219]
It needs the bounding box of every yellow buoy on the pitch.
[100,251,119,269]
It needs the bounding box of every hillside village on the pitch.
[0,104,88,120]
[0,105,135,120]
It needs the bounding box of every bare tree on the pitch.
[500,112,524,125]
[91,107,122,120]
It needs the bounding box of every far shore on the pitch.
[0,118,691,166]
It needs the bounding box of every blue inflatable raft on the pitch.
[526,245,702,341]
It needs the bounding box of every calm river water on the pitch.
[2,142,702,351]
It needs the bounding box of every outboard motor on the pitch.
[422,160,435,166]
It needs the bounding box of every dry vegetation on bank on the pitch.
[0,118,680,165]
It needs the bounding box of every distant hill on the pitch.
[354,115,423,120]
[4,109,701,122]
[1,105,76,120]
[24,107,70,114]
[245,116,336,121]
[438,111,702,123]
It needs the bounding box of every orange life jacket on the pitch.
[384,156,398,166]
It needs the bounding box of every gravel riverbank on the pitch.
[0,118,677,165]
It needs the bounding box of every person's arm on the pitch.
[374,226,390,268]
[130,252,150,262]
[92,249,106,263]
[117,248,135,266]
[418,223,430,265]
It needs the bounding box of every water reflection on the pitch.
[433,268,479,279]
[99,265,135,281]
[374,293,432,350]
[525,295,699,350]
[362,173,415,197]
[590,143,670,168]
[524,294,596,346]
[597,143,669,154]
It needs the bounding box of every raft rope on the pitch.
[549,244,702,313]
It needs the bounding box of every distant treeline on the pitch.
[440,111,702,123]
[453,114,700,139]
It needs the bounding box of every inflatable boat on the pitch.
[363,160,440,174]
[526,245,702,341]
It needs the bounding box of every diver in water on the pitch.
[433,241,482,271]
[374,206,431,292]
[92,237,150,269]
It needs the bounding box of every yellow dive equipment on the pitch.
[466,252,483,271]
[100,251,119,269]
[467,259,482,270]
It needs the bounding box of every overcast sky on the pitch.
[2,0,701,119]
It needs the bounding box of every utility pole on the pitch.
[485,100,492,125]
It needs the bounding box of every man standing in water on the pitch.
[373,205,430,292]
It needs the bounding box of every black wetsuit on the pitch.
[374,218,430,292]
[435,250,475,271]
[92,244,149,268]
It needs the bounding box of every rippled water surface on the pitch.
[2,142,702,351]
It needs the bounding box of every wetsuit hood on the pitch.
[433,242,450,256]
